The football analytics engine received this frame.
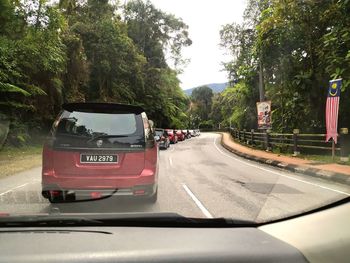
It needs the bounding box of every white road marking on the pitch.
[169,157,173,167]
[182,183,213,218]
[168,146,175,153]
[213,136,350,196]
[0,183,29,196]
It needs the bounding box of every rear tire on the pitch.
[48,196,62,204]
[146,188,158,203]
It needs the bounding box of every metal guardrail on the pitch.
[228,127,350,161]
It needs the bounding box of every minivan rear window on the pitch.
[52,110,145,149]
[56,111,138,137]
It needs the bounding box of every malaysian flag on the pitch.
[325,79,341,144]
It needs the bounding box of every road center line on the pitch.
[0,183,29,196]
[182,183,213,218]
[169,157,173,167]
[213,136,350,196]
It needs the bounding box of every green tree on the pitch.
[73,0,146,103]
[191,86,213,121]
[0,0,192,146]
[217,0,350,132]
[125,0,191,127]
[0,0,66,144]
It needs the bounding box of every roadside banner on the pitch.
[256,101,272,129]
[325,79,341,144]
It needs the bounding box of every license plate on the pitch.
[80,154,118,163]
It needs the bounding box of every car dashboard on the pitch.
[0,200,349,263]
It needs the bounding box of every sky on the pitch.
[150,0,246,90]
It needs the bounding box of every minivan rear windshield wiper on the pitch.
[88,134,129,142]
[55,132,90,137]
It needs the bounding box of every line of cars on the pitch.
[154,128,201,150]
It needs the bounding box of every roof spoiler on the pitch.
[62,103,145,114]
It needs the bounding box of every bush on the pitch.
[6,121,31,147]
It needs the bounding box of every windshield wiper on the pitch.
[88,134,129,142]
[55,133,90,139]
[0,213,256,228]
[0,216,104,227]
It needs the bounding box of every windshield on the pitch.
[0,0,349,225]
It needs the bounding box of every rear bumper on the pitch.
[169,137,177,143]
[42,166,157,190]
[42,183,157,200]
[158,142,167,148]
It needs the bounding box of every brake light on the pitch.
[134,190,145,195]
[0,213,10,217]
[50,190,61,197]
[90,192,102,199]
[42,170,55,176]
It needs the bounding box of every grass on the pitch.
[285,153,350,166]
[0,144,43,178]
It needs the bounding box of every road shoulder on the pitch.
[220,132,350,186]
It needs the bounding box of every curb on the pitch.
[220,134,350,186]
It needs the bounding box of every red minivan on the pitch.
[42,103,159,203]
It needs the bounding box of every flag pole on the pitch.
[332,139,335,161]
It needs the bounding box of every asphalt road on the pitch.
[0,133,349,222]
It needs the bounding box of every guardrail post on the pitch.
[243,129,246,144]
[293,129,300,156]
[265,129,272,151]
[251,129,255,145]
[340,128,349,162]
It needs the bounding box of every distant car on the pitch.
[189,130,195,137]
[175,130,185,141]
[195,129,201,136]
[155,129,170,149]
[182,129,191,139]
[165,129,178,144]
[42,102,159,203]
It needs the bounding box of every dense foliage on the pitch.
[215,0,350,133]
[0,0,191,146]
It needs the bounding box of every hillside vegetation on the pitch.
[191,0,350,132]
[0,0,191,146]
